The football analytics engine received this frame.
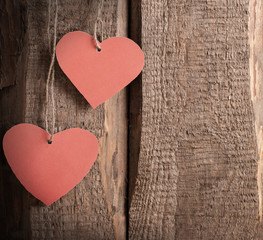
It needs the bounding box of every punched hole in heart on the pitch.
[48,140,52,144]
[97,47,101,52]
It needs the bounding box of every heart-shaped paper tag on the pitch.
[3,123,98,205]
[56,31,144,108]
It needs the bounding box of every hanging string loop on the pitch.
[45,0,58,144]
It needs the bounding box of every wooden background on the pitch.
[1,0,263,239]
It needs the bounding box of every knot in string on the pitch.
[93,0,104,51]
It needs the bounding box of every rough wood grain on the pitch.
[0,0,127,239]
[129,0,261,239]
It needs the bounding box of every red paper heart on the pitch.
[3,124,98,206]
[56,31,144,108]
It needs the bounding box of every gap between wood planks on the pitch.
[127,0,142,213]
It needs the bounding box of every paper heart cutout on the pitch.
[56,31,144,108]
[3,123,98,206]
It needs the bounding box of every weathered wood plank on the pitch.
[0,1,30,239]
[1,0,127,239]
[0,0,26,89]
[129,0,261,239]
[249,0,263,229]
[28,0,127,239]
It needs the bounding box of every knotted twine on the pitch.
[93,0,104,51]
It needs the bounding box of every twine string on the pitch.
[94,0,104,51]
[45,0,102,143]
[45,0,58,144]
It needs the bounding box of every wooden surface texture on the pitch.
[1,0,263,239]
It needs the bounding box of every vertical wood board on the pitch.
[129,0,260,239]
